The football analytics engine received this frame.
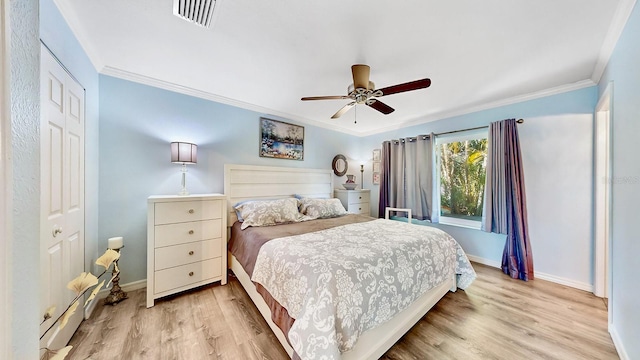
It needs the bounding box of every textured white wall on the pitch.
[9,0,40,357]
[1,0,11,357]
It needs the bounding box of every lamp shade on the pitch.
[170,142,197,164]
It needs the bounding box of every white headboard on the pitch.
[224,164,334,226]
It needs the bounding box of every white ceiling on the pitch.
[54,0,628,136]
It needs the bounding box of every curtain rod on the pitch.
[435,118,524,137]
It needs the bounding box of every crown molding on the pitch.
[100,66,364,137]
[102,66,597,138]
[591,0,638,82]
[357,79,596,137]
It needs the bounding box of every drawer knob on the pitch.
[188,251,194,255]
[359,207,362,210]
[188,209,194,214]
[188,230,194,235]
[359,196,362,199]
[188,271,194,276]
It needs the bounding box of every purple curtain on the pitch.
[482,119,534,281]
[378,141,391,218]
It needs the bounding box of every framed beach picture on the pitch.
[372,148,381,162]
[259,118,304,161]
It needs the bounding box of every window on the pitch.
[436,130,488,229]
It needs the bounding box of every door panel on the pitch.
[40,44,85,351]
[47,125,64,216]
[68,133,81,209]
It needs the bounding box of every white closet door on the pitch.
[39,44,85,350]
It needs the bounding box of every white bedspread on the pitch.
[251,219,476,360]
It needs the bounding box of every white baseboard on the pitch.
[85,279,147,318]
[467,255,593,292]
[466,255,501,269]
[534,271,592,292]
[609,324,630,360]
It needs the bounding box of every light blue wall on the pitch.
[40,0,101,291]
[598,2,640,358]
[10,0,40,357]
[100,76,599,290]
[98,75,357,284]
[361,87,598,289]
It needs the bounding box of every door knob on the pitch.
[52,226,63,237]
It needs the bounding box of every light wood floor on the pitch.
[68,263,618,359]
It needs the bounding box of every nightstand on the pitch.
[334,189,370,215]
[146,194,227,308]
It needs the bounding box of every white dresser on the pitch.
[147,194,227,308]
[335,189,371,215]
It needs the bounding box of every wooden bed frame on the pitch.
[224,164,456,359]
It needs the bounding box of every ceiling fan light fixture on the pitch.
[173,0,217,28]
[301,64,431,119]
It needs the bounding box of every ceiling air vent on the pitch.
[173,0,217,28]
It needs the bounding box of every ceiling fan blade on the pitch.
[367,99,395,115]
[331,102,356,119]
[377,78,431,97]
[351,64,371,90]
[301,95,351,101]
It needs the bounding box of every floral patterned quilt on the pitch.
[251,219,476,360]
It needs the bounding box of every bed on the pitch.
[224,164,476,360]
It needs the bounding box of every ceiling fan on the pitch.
[301,64,431,119]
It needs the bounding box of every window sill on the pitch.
[438,217,482,230]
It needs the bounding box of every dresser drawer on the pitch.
[154,258,222,294]
[154,200,223,225]
[350,202,370,214]
[148,194,227,308]
[347,191,370,204]
[154,219,222,247]
[155,239,222,271]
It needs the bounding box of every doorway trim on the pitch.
[593,82,613,304]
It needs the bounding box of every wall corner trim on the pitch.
[609,324,630,360]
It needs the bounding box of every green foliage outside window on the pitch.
[439,139,487,221]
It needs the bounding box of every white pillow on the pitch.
[234,198,303,230]
[299,198,347,219]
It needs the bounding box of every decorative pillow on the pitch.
[232,199,251,221]
[299,198,347,219]
[294,194,329,200]
[234,198,302,230]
